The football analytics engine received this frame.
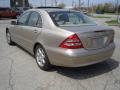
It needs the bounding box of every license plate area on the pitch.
[86,36,108,50]
[93,36,107,48]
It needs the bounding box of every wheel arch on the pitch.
[33,42,43,55]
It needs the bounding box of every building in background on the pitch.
[0,0,29,8]
[10,0,29,8]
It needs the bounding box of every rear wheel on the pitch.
[6,31,15,45]
[35,45,52,70]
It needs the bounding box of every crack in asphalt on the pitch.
[111,71,120,90]
[7,59,14,90]
[78,82,88,90]
[35,83,54,90]
[103,78,109,90]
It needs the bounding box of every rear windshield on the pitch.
[49,11,96,26]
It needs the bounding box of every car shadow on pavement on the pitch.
[52,59,119,80]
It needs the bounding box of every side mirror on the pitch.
[17,15,20,19]
[11,21,17,25]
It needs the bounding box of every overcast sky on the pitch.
[0,0,118,7]
[29,0,116,7]
[0,0,10,7]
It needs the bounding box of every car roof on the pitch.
[40,8,69,12]
[29,8,79,13]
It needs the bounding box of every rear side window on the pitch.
[17,12,30,25]
[36,14,42,27]
[27,12,41,27]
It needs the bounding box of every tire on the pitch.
[35,45,52,71]
[6,31,15,45]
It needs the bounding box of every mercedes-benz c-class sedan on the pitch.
[6,8,115,70]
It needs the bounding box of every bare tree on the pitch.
[72,0,74,7]
[55,0,57,7]
[78,0,84,10]
[57,3,66,8]
[79,0,81,9]
[116,0,119,20]
[88,0,90,13]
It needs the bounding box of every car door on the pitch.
[19,11,42,52]
[12,11,31,48]
[13,11,42,52]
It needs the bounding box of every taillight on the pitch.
[59,34,84,49]
[110,31,114,43]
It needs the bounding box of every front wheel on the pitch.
[35,45,52,71]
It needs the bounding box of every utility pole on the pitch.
[79,0,81,10]
[91,2,94,16]
[88,0,90,13]
[45,0,46,6]
[55,0,57,7]
[116,0,119,14]
[51,0,53,6]
[72,0,74,8]
[116,0,119,20]
[23,0,25,7]
[40,0,43,6]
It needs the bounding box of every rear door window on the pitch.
[27,12,40,27]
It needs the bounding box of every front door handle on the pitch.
[34,30,38,33]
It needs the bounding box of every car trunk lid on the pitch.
[60,25,114,50]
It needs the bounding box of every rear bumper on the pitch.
[47,44,115,67]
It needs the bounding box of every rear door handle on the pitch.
[34,30,38,33]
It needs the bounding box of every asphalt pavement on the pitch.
[0,17,120,90]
